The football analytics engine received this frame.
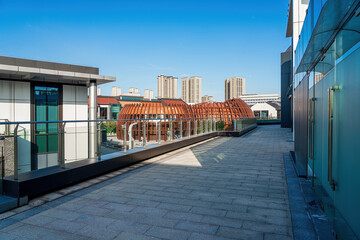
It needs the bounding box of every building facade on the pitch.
[287,0,360,238]
[251,102,281,119]
[95,97,121,120]
[144,89,154,100]
[112,86,121,97]
[0,56,115,171]
[126,87,141,96]
[224,77,246,100]
[201,95,214,103]
[240,94,280,105]
[181,76,202,104]
[157,75,178,99]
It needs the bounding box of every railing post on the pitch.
[14,124,19,180]
[200,120,203,134]
[122,123,127,154]
[143,121,146,149]
[194,120,197,136]
[97,122,102,161]
[59,123,66,168]
[179,121,183,139]
[170,120,173,141]
[157,120,161,143]
[187,121,191,138]
[233,120,237,131]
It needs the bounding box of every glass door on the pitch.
[33,86,60,169]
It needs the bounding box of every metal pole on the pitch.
[60,123,66,168]
[194,120,197,136]
[14,124,19,180]
[179,121,183,139]
[200,120,203,134]
[97,122,102,161]
[123,123,127,154]
[233,120,237,131]
[187,121,191,138]
[89,80,97,159]
[143,121,146,149]
[157,120,161,143]
[170,120,173,141]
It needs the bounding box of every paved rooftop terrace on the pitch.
[0,126,302,240]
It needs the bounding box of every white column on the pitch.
[89,80,97,159]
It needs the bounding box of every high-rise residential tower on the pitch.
[112,87,121,96]
[144,89,154,100]
[181,76,202,104]
[224,77,246,100]
[157,75,178,99]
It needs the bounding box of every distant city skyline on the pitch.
[0,0,290,101]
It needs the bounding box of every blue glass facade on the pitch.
[293,0,360,238]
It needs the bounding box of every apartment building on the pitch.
[224,77,245,100]
[157,75,178,99]
[181,76,202,104]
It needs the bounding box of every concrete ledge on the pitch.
[257,119,281,125]
[3,126,256,200]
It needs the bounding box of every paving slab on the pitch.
[0,126,297,239]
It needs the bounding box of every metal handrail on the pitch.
[0,117,256,125]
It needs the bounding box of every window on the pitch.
[100,107,108,119]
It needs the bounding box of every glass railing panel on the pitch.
[0,117,258,177]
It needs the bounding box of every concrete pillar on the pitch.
[89,80,97,159]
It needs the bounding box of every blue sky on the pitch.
[0,0,290,101]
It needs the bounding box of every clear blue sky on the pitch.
[0,0,290,101]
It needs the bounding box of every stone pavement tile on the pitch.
[242,221,290,236]
[145,226,191,240]
[75,205,112,216]
[164,211,203,222]
[106,219,151,234]
[73,215,116,228]
[266,215,292,227]
[200,215,242,229]
[157,202,192,212]
[39,208,83,221]
[199,196,233,204]
[77,224,120,240]
[190,206,227,217]
[131,206,168,216]
[102,202,137,212]
[247,206,289,218]
[264,233,293,240]
[226,211,267,223]
[175,220,219,235]
[210,203,247,212]
[0,231,20,240]
[21,215,56,226]
[2,223,59,240]
[114,232,161,240]
[111,211,179,228]
[45,218,86,233]
[129,199,161,208]
[216,226,264,240]
[188,232,234,240]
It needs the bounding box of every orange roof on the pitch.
[88,97,119,105]
[162,99,187,105]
